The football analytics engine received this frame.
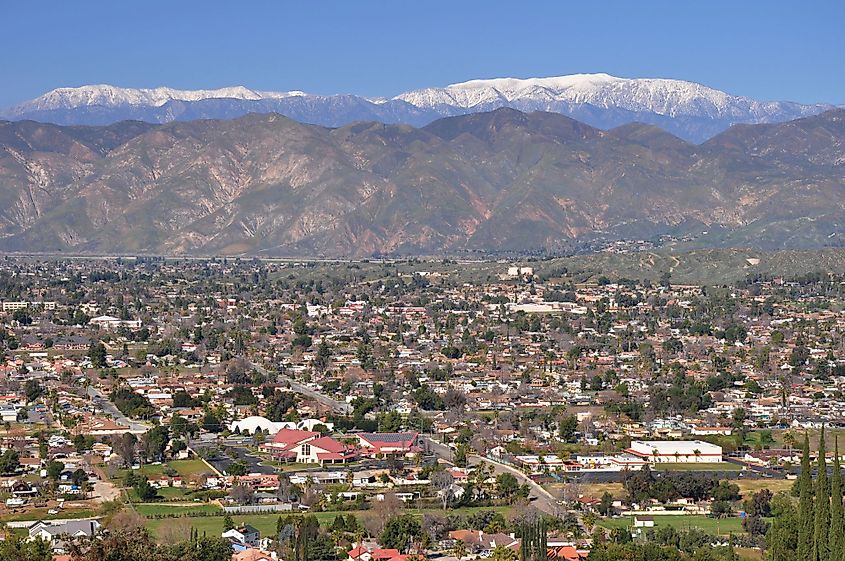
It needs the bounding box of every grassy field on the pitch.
[734,479,793,495]
[653,462,742,472]
[581,482,625,498]
[598,514,745,535]
[144,506,510,539]
[119,459,213,479]
[134,503,221,517]
[127,486,195,502]
[0,507,98,522]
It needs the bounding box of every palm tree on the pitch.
[452,540,467,560]
[693,449,701,463]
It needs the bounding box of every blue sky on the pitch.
[1,0,842,108]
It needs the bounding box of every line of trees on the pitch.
[768,428,845,561]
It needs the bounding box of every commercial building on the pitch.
[625,440,723,463]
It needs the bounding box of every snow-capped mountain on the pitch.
[396,73,821,120]
[2,74,835,142]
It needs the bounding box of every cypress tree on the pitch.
[813,426,830,561]
[830,436,844,561]
[799,432,814,559]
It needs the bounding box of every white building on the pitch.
[625,440,723,463]
[89,315,142,330]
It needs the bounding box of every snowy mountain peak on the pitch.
[2,75,835,143]
[6,84,307,114]
[393,73,813,120]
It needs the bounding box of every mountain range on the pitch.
[2,74,837,143]
[1,107,844,257]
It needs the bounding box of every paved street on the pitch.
[252,362,353,415]
[424,436,561,515]
[86,385,149,433]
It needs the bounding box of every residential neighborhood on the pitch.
[0,257,843,560]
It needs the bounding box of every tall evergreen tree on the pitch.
[830,436,845,561]
[813,426,830,561]
[799,432,814,559]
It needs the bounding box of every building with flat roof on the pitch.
[625,440,722,463]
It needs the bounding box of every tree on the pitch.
[46,460,65,480]
[814,426,830,561]
[453,444,468,468]
[711,500,733,518]
[88,340,108,368]
[496,473,520,502]
[452,540,468,560]
[558,415,578,443]
[226,460,248,477]
[380,514,424,553]
[24,379,42,403]
[134,477,158,501]
[142,425,169,462]
[431,470,455,510]
[229,483,254,505]
[598,491,614,517]
[0,533,53,561]
[112,433,137,466]
[314,340,332,372]
[798,433,814,559]
[223,513,235,531]
[490,545,517,561]
[831,437,845,561]
[742,514,769,537]
[0,449,20,475]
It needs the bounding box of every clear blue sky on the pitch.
[1,0,842,108]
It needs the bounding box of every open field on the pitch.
[581,482,625,498]
[734,479,793,495]
[117,459,214,480]
[598,514,746,535]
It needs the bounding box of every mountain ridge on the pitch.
[3,74,837,143]
[1,107,845,257]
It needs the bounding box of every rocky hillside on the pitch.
[0,108,844,257]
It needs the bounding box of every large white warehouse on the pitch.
[625,440,723,463]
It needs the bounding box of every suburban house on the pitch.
[28,520,101,552]
[222,525,261,547]
[448,530,520,554]
[347,545,408,561]
[633,515,655,528]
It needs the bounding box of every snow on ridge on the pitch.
[394,73,826,119]
[3,75,831,132]
[9,84,310,114]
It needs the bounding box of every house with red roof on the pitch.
[547,546,589,561]
[260,428,357,465]
[356,432,422,458]
[260,428,319,461]
[348,545,408,561]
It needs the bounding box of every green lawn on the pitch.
[117,459,214,480]
[127,486,194,502]
[599,514,745,535]
[134,503,221,517]
[653,462,742,472]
